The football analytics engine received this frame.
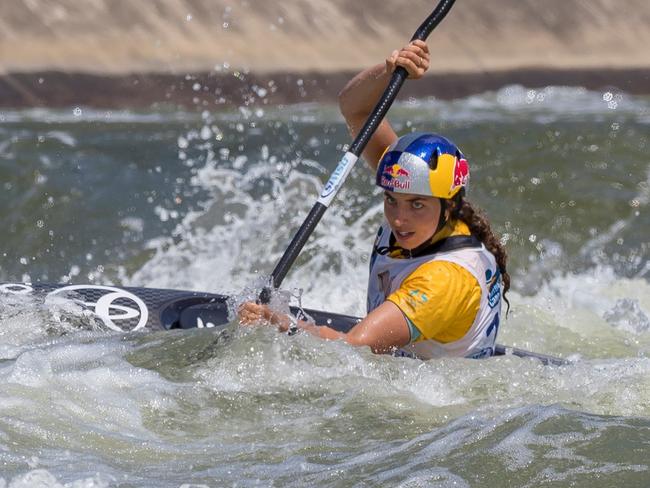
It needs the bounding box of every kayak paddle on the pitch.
[262,0,458,298]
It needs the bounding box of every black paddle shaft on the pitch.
[265,0,457,294]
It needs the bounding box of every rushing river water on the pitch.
[1,85,649,487]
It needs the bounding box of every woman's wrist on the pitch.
[270,311,292,333]
[277,314,317,336]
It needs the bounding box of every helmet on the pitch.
[376,132,469,199]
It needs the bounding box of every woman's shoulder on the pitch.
[388,260,481,341]
[405,259,480,294]
[390,260,481,317]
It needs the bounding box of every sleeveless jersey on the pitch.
[367,221,502,359]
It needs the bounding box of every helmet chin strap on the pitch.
[440,192,465,230]
[429,193,462,241]
[434,198,449,235]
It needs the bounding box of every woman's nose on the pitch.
[393,206,409,225]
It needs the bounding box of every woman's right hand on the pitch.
[386,40,430,79]
[238,301,291,333]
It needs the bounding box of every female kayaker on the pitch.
[239,40,510,359]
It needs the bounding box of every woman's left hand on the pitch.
[238,302,291,332]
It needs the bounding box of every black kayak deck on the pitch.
[0,282,359,333]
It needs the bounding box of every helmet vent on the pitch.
[428,148,440,170]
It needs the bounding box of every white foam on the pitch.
[2,86,650,486]
[1,469,112,488]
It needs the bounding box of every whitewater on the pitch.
[1,85,649,486]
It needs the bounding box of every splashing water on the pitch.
[1,87,650,485]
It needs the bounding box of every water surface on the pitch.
[1,85,649,486]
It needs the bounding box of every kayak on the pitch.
[0,281,566,365]
[0,282,358,332]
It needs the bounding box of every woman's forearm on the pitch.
[338,62,390,126]
[295,300,410,354]
[297,320,346,341]
[337,62,397,169]
[337,41,430,169]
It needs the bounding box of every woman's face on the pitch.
[383,190,442,250]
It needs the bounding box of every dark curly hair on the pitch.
[450,197,510,312]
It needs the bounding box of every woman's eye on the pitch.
[412,201,424,209]
[385,195,395,204]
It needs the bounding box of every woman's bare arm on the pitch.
[338,40,431,170]
[239,301,411,354]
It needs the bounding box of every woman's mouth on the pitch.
[395,230,415,241]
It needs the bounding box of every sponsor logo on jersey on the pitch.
[485,269,501,309]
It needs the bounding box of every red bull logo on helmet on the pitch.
[450,157,469,192]
[380,163,411,190]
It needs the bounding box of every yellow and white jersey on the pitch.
[367,219,502,359]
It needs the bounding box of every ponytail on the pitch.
[450,198,511,312]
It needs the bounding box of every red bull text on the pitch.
[381,164,411,190]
